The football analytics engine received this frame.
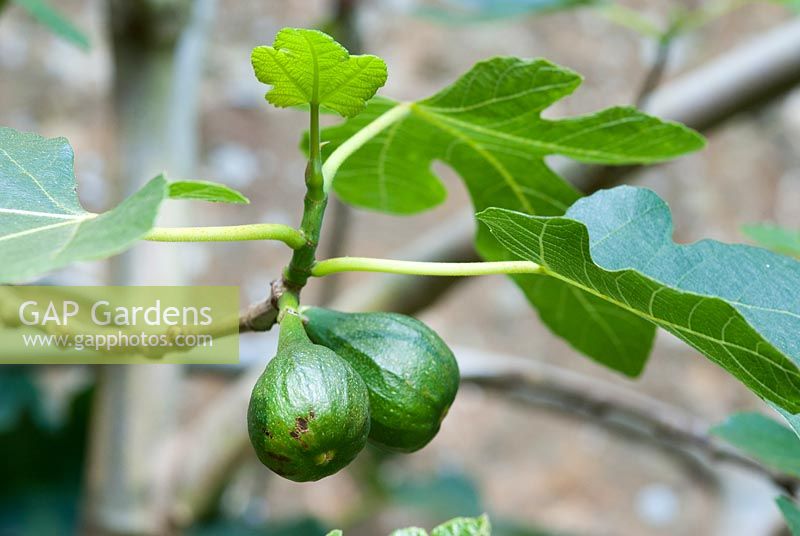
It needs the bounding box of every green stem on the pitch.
[321,102,411,193]
[307,103,324,195]
[277,290,300,311]
[276,291,307,348]
[283,103,328,288]
[143,223,306,248]
[310,257,543,277]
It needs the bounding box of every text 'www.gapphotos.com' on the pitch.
[21,331,214,352]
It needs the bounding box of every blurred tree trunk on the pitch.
[83,1,215,534]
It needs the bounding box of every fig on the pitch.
[247,307,370,481]
[304,308,459,452]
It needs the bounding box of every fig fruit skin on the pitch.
[247,311,370,482]
[304,308,459,453]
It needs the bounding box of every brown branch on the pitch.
[237,279,283,332]
[454,346,799,496]
[644,18,800,133]
[635,38,672,108]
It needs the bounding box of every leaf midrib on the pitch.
[300,31,320,104]
[0,207,89,219]
[419,79,576,115]
[422,108,661,162]
[0,214,95,244]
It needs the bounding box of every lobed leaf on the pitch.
[510,272,655,376]
[387,515,491,536]
[0,127,166,283]
[320,57,704,376]
[417,0,599,23]
[167,180,249,204]
[251,28,387,118]
[478,186,800,412]
[431,514,491,536]
[778,496,800,536]
[12,0,89,50]
[711,413,800,477]
[743,224,800,258]
[390,529,428,536]
[322,58,703,216]
[775,406,800,441]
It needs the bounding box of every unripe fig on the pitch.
[303,308,459,453]
[247,308,370,481]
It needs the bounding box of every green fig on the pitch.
[303,308,459,453]
[247,306,370,481]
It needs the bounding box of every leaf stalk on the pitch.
[321,102,411,193]
[143,223,306,248]
[310,257,543,277]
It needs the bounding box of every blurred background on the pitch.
[1,0,799,534]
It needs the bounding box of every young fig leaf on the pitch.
[431,514,491,536]
[251,28,387,118]
[742,223,800,258]
[777,496,800,536]
[478,186,800,412]
[11,0,90,50]
[168,180,249,204]
[389,530,427,536]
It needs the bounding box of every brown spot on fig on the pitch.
[308,410,316,419]
[296,417,309,432]
[261,427,273,439]
[289,417,311,443]
[266,451,291,462]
